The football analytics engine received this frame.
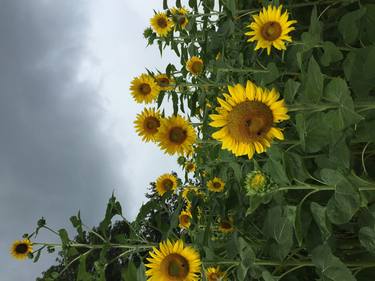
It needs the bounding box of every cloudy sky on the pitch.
[0,0,181,279]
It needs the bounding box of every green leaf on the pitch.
[262,271,278,281]
[302,56,324,103]
[172,92,179,115]
[343,46,375,98]
[320,41,343,67]
[237,237,255,279]
[312,245,356,281]
[229,161,242,183]
[254,62,280,85]
[77,254,91,281]
[284,79,300,104]
[324,77,363,129]
[338,7,367,44]
[223,0,236,17]
[263,206,295,260]
[359,226,375,254]
[321,169,361,225]
[99,194,122,237]
[122,262,138,281]
[310,202,331,241]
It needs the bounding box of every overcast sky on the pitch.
[0,0,181,279]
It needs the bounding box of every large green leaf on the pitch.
[312,245,356,281]
[301,56,324,103]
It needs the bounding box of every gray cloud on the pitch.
[0,0,128,279]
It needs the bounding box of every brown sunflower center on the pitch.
[181,214,190,224]
[139,83,151,95]
[15,243,28,254]
[162,254,190,279]
[186,163,194,171]
[191,61,203,74]
[157,17,168,28]
[162,179,174,191]
[178,16,187,25]
[227,101,273,142]
[208,273,220,281]
[220,221,232,230]
[157,77,170,87]
[144,117,160,133]
[213,182,222,189]
[261,21,282,41]
[169,127,187,144]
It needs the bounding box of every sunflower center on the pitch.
[208,273,220,281]
[186,163,194,171]
[162,254,190,279]
[15,243,28,254]
[191,61,203,74]
[157,17,168,28]
[181,215,190,224]
[162,179,174,191]
[169,127,187,144]
[227,101,273,142]
[139,83,151,95]
[261,21,282,41]
[144,117,160,133]
[178,16,187,25]
[157,77,170,87]
[220,221,232,230]
[213,182,221,189]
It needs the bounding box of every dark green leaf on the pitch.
[302,56,324,103]
[338,7,366,44]
[359,226,375,254]
[312,245,356,281]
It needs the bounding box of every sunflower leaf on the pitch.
[302,56,324,103]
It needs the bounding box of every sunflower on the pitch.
[184,161,196,173]
[207,177,225,193]
[206,267,226,281]
[134,108,162,142]
[10,239,33,260]
[150,12,174,37]
[245,5,297,55]
[130,74,160,104]
[146,239,201,281]
[157,115,197,156]
[170,7,189,29]
[155,74,175,91]
[186,56,204,76]
[155,173,178,196]
[179,210,192,229]
[245,170,270,195]
[218,217,234,234]
[209,81,289,159]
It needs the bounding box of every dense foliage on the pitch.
[15,0,375,280]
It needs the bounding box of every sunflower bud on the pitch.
[244,171,270,195]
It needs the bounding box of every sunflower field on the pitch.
[13,0,375,280]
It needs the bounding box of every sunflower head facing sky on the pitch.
[155,173,178,196]
[186,56,204,76]
[179,209,192,229]
[245,5,297,55]
[134,108,162,142]
[155,74,175,91]
[207,177,225,193]
[156,115,196,156]
[209,81,289,159]
[170,7,189,29]
[130,74,160,104]
[10,239,33,260]
[206,266,226,281]
[150,12,174,37]
[146,239,201,281]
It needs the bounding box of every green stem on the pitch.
[278,185,375,191]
